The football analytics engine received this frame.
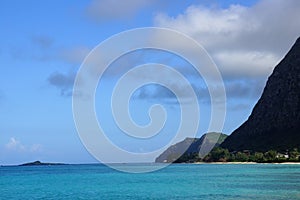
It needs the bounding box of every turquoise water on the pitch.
[1,164,300,199]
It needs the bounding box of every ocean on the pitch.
[1,163,300,199]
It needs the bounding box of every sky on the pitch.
[1,0,300,165]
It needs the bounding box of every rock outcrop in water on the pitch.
[19,161,65,166]
[221,37,300,152]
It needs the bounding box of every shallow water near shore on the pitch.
[1,163,300,199]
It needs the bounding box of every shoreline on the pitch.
[193,162,300,165]
[2,162,300,167]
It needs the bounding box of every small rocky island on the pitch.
[19,161,65,166]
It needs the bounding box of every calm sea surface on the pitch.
[1,163,300,199]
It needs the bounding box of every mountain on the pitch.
[155,132,227,163]
[221,37,300,152]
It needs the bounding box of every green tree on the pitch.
[264,150,277,162]
[254,152,265,162]
[235,152,249,162]
[206,147,230,162]
[289,148,299,161]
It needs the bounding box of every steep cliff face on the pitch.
[221,37,300,152]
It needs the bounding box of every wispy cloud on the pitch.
[48,71,76,97]
[10,35,56,62]
[86,0,157,21]
[5,137,42,153]
[10,35,91,64]
[59,46,91,64]
[5,137,25,151]
[228,103,252,111]
[31,35,54,49]
[224,78,265,99]
[11,36,90,97]
[132,84,198,104]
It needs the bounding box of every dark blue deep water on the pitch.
[1,163,300,199]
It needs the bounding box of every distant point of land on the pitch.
[19,161,66,166]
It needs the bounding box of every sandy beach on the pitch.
[194,162,300,164]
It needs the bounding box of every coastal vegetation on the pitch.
[204,147,300,163]
[171,147,300,163]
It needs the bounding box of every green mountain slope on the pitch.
[155,132,227,163]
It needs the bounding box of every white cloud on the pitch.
[5,137,42,153]
[154,0,300,79]
[59,46,91,64]
[5,137,25,151]
[30,144,42,152]
[213,51,278,78]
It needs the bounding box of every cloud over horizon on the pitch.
[5,137,42,153]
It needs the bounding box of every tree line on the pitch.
[174,147,300,163]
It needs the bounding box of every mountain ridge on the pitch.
[155,132,227,163]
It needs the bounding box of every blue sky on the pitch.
[1,0,300,165]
